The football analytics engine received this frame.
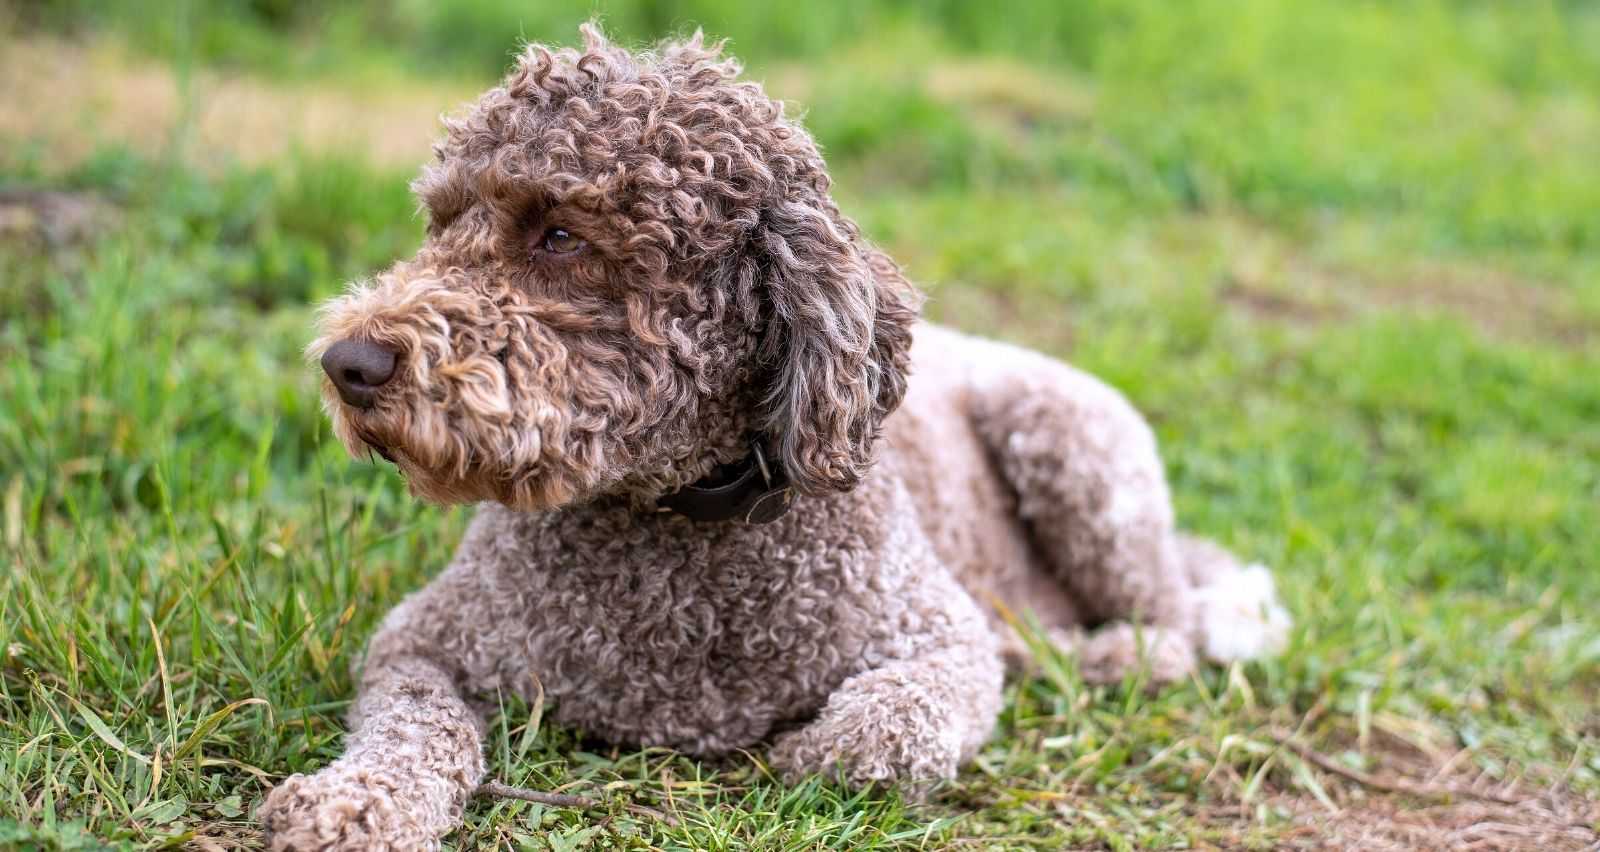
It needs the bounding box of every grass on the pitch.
[2,1,1598,848]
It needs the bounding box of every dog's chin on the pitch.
[375,447,580,513]
[325,400,583,511]
[394,463,489,507]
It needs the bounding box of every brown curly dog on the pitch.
[260,25,1290,850]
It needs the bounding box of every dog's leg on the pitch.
[1047,535,1294,683]
[259,617,486,851]
[972,366,1204,684]
[767,562,1005,794]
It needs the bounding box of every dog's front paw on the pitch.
[767,693,961,796]
[259,767,441,852]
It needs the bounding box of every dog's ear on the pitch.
[756,198,920,493]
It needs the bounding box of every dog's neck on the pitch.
[565,398,762,514]
[655,437,794,524]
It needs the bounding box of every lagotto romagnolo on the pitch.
[262,26,1291,850]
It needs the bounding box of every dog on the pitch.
[260,26,1290,850]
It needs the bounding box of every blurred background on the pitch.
[2,1,1596,848]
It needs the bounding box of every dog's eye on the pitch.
[541,228,586,255]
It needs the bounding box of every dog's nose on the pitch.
[321,338,397,409]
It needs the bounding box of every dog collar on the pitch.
[657,440,794,524]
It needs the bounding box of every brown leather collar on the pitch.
[657,440,794,524]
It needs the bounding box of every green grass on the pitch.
[3,1,1598,848]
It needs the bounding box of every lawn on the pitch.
[2,1,1597,849]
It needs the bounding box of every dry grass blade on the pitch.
[475,779,678,826]
[1267,729,1527,806]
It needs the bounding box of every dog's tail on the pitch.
[1178,534,1292,664]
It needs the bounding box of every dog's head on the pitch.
[310,26,919,511]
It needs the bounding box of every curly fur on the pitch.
[260,26,1290,850]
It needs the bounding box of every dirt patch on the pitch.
[766,54,1093,144]
[1254,725,1598,851]
[922,282,1075,354]
[1180,768,1598,851]
[1280,793,1599,852]
[1220,282,1346,327]
[0,187,116,248]
[0,35,478,169]
[924,58,1095,142]
[1365,263,1593,347]
[1216,220,1594,348]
